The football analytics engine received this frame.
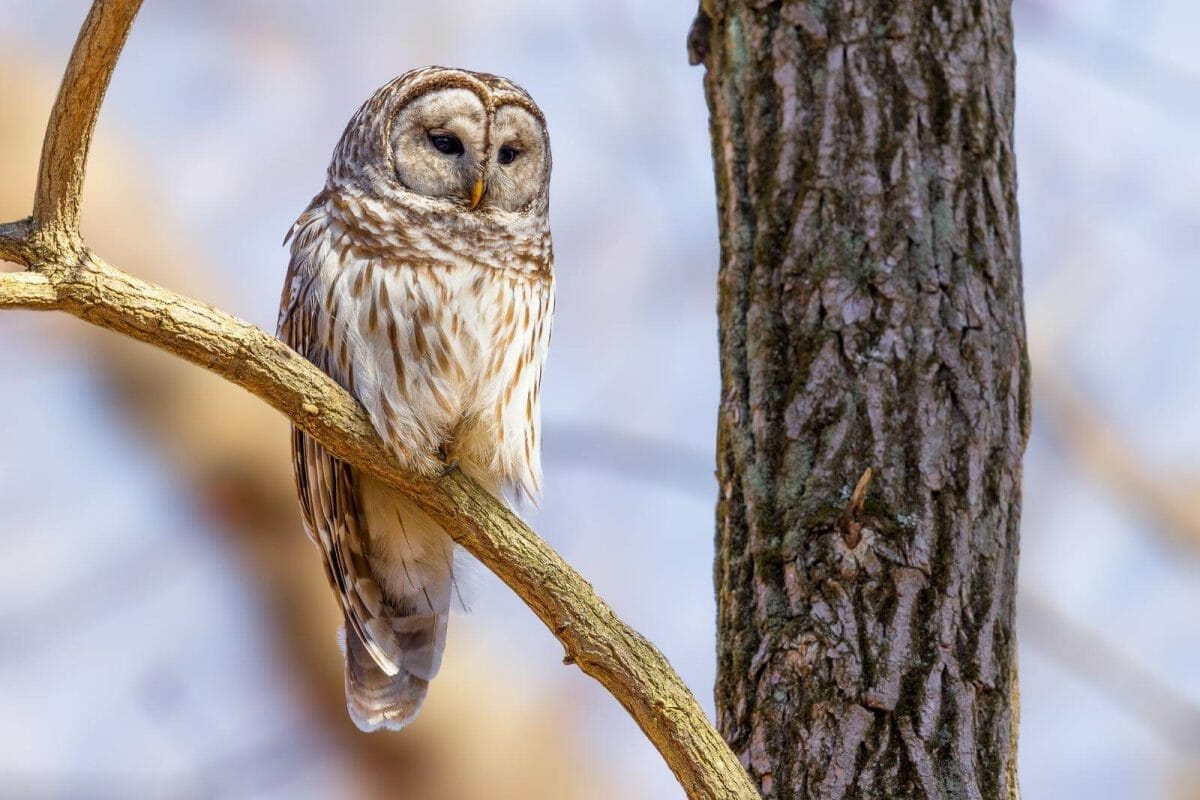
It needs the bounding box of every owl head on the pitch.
[328,67,550,217]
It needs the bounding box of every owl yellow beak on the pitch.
[468,179,485,210]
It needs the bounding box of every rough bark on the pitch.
[693,1,1029,798]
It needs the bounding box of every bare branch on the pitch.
[32,0,142,236]
[0,219,35,265]
[0,271,58,308]
[0,3,759,798]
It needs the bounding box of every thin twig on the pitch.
[842,467,874,548]
[0,3,758,798]
[33,0,143,236]
[848,467,873,516]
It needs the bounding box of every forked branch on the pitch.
[0,3,760,799]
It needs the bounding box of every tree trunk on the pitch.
[691,1,1029,798]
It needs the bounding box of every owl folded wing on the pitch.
[278,250,406,677]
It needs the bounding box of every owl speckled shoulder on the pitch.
[277,67,555,733]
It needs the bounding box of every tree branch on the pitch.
[0,271,57,308]
[0,2,759,798]
[33,0,142,237]
[0,218,35,264]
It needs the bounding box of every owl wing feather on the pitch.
[278,248,405,677]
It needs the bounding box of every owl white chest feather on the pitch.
[294,200,552,503]
[279,66,556,730]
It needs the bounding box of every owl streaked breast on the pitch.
[278,67,554,732]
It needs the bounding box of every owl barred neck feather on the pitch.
[279,67,554,731]
[318,189,552,277]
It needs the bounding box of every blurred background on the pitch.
[1,1,1197,798]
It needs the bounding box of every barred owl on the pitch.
[277,67,553,732]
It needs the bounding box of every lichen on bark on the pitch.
[695,1,1029,797]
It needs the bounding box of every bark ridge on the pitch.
[697,1,1028,797]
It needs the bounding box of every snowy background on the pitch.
[2,1,1198,798]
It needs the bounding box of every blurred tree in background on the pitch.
[692,1,1027,797]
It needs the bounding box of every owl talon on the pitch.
[435,443,459,476]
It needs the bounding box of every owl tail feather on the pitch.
[342,610,448,732]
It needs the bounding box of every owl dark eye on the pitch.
[497,146,520,165]
[429,133,464,156]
